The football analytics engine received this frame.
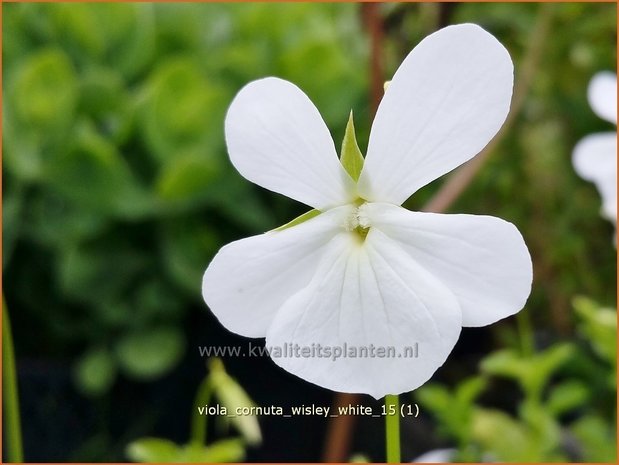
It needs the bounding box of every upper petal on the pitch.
[588,72,617,124]
[225,77,356,210]
[358,24,513,205]
[573,132,617,221]
[365,203,532,327]
[266,227,462,399]
[202,206,354,338]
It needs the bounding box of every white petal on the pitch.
[573,132,617,222]
[202,206,354,338]
[225,77,356,210]
[358,24,513,205]
[588,72,617,124]
[365,203,532,327]
[413,449,456,463]
[266,228,462,399]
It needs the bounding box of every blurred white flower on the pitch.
[572,72,617,224]
[411,448,455,463]
[202,24,532,399]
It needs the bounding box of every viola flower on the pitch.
[572,72,617,225]
[202,24,532,399]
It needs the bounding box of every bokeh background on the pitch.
[2,2,616,462]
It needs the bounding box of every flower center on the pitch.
[344,202,371,242]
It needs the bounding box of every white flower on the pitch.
[572,72,617,224]
[202,24,532,399]
[411,448,455,463]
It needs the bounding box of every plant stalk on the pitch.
[3,297,24,462]
[385,394,400,463]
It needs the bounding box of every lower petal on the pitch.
[365,203,532,327]
[202,206,353,338]
[266,228,461,399]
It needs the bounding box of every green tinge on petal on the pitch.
[273,209,321,231]
[340,110,364,181]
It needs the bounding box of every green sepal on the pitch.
[272,111,364,233]
[340,110,364,181]
[272,209,321,232]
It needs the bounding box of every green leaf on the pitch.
[481,345,574,399]
[180,439,245,462]
[471,409,539,462]
[155,150,221,204]
[339,110,364,181]
[546,380,589,416]
[570,414,617,462]
[79,68,134,144]
[273,209,321,231]
[573,296,617,365]
[126,437,180,462]
[12,48,78,129]
[73,347,117,397]
[209,359,262,445]
[480,349,528,382]
[415,384,451,415]
[45,120,154,218]
[140,58,227,163]
[116,328,185,380]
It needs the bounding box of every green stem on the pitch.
[3,297,24,462]
[385,394,400,463]
[190,376,213,445]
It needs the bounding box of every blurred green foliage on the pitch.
[415,297,616,462]
[3,2,367,393]
[126,358,259,463]
[2,2,616,462]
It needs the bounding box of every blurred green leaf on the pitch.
[79,68,133,144]
[12,48,77,129]
[416,377,486,444]
[45,120,154,218]
[209,358,262,445]
[180,439,245,462]
[73,347,117,397]
[573,296,617,366]
[115,327,185,380]
[155,150,221,204]
[140,58,227,163]
[126,437,180,462]
[546,380,590,416]
[570,414,617,462]
[471,409,546,462]
[481,344,574,399]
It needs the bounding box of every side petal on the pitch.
[202,206,354,338]
[365,203,532,327]
[358,24,513,205]
[588,72,617,124]
[225,77,356,210]
[266,228,462,399]
[573,132,617,221]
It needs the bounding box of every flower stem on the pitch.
[3,297,24,462]
[385,394,400,463]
